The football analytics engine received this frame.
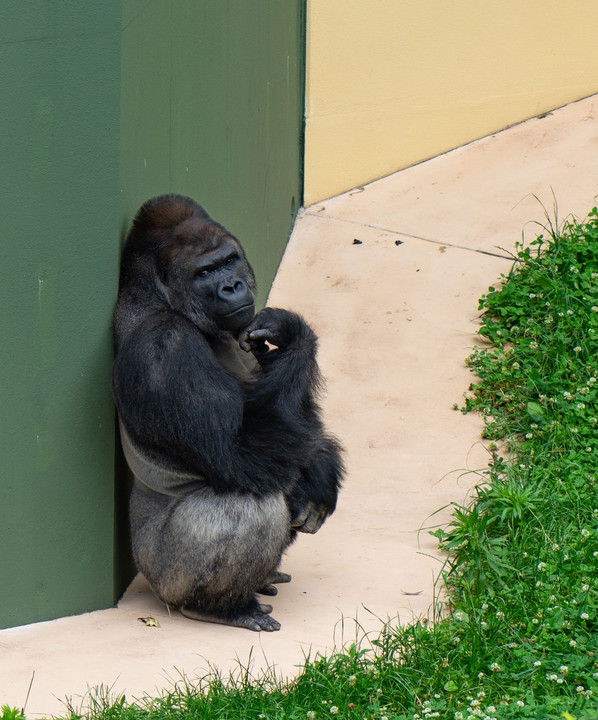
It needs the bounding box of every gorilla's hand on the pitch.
[290,502,329,534]
[239,308,305,355]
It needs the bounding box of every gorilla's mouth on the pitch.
[221,303,254,318]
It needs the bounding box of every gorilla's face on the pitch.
[190,238,256,332]
[159,220,256,335]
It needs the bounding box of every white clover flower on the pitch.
[581,529,591,538]
[481,621,488,629]
[560,665,569,675]
[587,447,593,452]
[582,583,590,591]
[534,660,542,666]
[454,610,466,621]
[574,345,583,352]
[486,706,496,714]
[570,639,578,647]
[490,662,501,672]
[348,674,357,686]
[481,603,489,611]
[516,700,525,707]
[547,673,559,681]
[525,432,533,439]
[496,610,505,619]
[537,561,547,572]
[570,266,579,273]
[563,391,573,400]
[455,713,464,720]
[557,678,564,684]
[592,306,598,313]
[577,402,586,409]
[552,543,560,551]
[307,712,316,719]
[567,309,575,315]
[329,706,339,715]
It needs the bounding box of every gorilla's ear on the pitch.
[155,245,173,285]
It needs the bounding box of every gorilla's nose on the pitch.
[219,279,246,298]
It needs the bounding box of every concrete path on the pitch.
[1,95,597,718]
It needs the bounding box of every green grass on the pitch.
[6,207,598,720]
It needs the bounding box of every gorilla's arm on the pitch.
[241,309,343,531]
[113,310,320,498]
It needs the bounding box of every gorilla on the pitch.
[112,194,343,631]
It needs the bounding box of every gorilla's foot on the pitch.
[180,602,281,632]
[258,570,292,596]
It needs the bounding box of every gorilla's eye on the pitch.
[196,268,212,278]
[225,254,239,265]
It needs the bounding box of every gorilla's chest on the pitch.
[210,335,258,384]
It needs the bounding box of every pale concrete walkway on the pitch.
[1,95,597,718]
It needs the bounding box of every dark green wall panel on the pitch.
[120,0,305,306]
[0,0,304,629]
[0,2,121,628]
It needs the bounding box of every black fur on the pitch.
[112,195,343,631]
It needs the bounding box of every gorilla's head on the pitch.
[121,195,257,336]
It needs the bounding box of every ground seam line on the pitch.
[302,211,514,261]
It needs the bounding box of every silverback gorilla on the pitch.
[112,195,343,631]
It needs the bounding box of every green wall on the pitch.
[120,0,305,306]
[0,2,121,627]
[0,1,305,629]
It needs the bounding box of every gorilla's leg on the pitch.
[130,482,291,631]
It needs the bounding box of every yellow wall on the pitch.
[304,0,598,205]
